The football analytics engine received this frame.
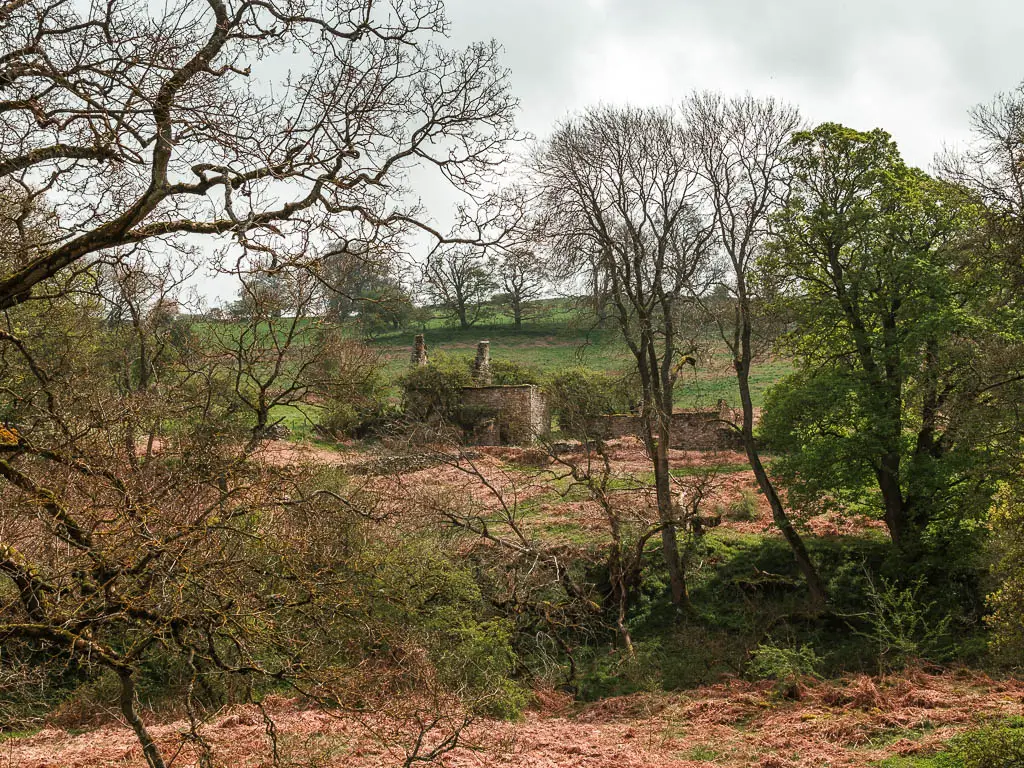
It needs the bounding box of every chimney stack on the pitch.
[410,334,428,367]
[473,340,492,385]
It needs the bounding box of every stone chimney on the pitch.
[410,334,428,367]
[473,340,492,385]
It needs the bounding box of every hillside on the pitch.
[368,299,794,409]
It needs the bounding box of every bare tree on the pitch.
[496,248,546,328]
[684,93,827,608]
[0,248,516,768]
[94,251,200,460]
[422,245,496,328]
[209,266,378,448]
[0,0,519,308]
[938,81,1024,289]
[534,106,716,610]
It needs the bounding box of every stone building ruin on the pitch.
[405,336,550,446]
[405,337,744,450]
[586,399,745,451]
[461,384,549,446]
[462,338,548,445]
[410,333,428,367]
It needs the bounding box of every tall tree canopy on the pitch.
[534,105,715,609]
[764,123,1024,552]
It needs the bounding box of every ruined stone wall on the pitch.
[460,385,550,446]
[586,408,745,451]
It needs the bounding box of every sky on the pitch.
[204,0,1023,305]
[444,0,1022,170]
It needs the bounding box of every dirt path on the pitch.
[9,669,1022,768]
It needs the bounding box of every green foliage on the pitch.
[319,249,416,334]
[489,358,542,385]
[760,369,882,517]
[681,745,724,761]
[853,575,953,670]
[885,719,1024,768]
[398,354,473,422]
[543,367,637,435]
[879,719,1024,766]
[371,541,526,718]
[576,643,664,700]
[942,721,1024,768]
[748,641,821,699]
[764,121,1017,551]
[316,348,394,439]
[726,489,760,521]
[986,481,1024,657]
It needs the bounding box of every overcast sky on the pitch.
[206,0,1022,304]
[445,0,1022,170]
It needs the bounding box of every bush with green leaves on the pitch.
[986,481,1024,657]
[363,539,527,719]
[937,719,1024,768]
[543,367,637,436]
[853,575,952,670]
[747,640,821,698]
[398,353,473,423]
[726,489,760,521]
[315,341,393,438]
[489,358,542,386]
[577,641,664,700]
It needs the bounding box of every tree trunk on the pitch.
[735,320,827,609]
[119,671,167,768]
[458,304,469,329]
[876,452,908,546]
[645,410,688,611]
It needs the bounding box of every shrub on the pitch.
[854,575,952,670]
[726,489,760,521]
[577,641,663,700]
[543,367,636,436]
[987,481,1024,657]
[366,539,528,720]
[318,399,400,439]
[398,354,473,423]
[489,359,542,386]
[747,640,821,699]
[315,339,391,438]
[942,721,1024,767]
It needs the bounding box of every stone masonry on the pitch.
[405,335,549,446]
[410,334,428,367]
[473,340,492,385]
[586,400,745,451]
[461,384,550,446]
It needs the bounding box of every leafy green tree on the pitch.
[496,249,546,328]
[765,123,1019,551]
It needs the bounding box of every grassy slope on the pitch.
[368,299,793,409]
[200,299,794,436]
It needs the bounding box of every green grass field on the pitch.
[368,299,793,409]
